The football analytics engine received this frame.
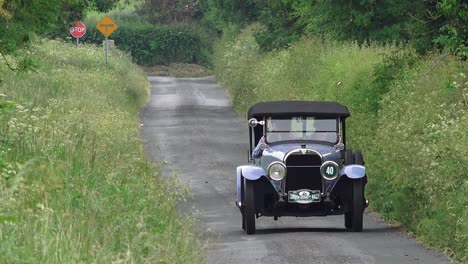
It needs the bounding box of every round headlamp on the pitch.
[320,161,339,180]
[267,162,286,181]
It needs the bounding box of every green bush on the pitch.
[80,23,211,66]
[367,58,467,261]
[213,26,467,262]
[0,40,204,263]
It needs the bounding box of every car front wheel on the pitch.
[351,178,364,232]
[344,149,354,229]
[244,178,256,235]
[344,212,352,229]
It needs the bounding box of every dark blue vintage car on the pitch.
[236,101,368,234]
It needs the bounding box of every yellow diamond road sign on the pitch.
[96,16,118,37]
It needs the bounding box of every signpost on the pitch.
[96,16,118,64]
[70,22,86,45]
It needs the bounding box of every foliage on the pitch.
[213,26,467,262]
[93,0,121,12]
[81,23,211,65]
[213,24,260,110]
[138,0,201,24]
[302,0,436,53]
[199,0,259,31]
[0,0,11,22]
[434,0,468,57]
[202,0,467,56]
[85,5,147,26]
[253,1,304,51]
[0,40,205,263]
[367,57,467,262]
[370,48,420,113]
[0,0,120,54]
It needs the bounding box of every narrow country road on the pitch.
[140,76,451,264]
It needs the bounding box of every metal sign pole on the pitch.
[76,37,79,46]
[105,37,109,64]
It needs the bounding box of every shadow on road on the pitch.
[252,225,401,235]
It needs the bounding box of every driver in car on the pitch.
[252,120,290,158]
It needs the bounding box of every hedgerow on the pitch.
[81,23,211,65]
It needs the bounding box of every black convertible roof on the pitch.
[248,101,350,119]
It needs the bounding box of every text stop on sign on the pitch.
[70,22,86,38]
[71,27,85,33]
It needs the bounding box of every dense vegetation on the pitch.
[0,40,204,263]
[0,0,119,53]
[213,25,467,262]
[81,24,211,65]
[201,0,467,56]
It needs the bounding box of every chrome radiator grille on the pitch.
[285,152,322,192]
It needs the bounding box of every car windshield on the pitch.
[265,117,338,144]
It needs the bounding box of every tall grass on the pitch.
[368,58,467,260]
[213,25,467,262]
[0,40,204,263]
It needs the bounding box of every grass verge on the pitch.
[213,25,467,263]
[0,40,204,263]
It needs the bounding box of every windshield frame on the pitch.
[264,116,340,145]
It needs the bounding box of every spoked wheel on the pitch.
[243,178,256,235]
[351,178,364,232]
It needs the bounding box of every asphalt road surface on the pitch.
[140,76,451,264]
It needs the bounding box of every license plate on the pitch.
[288,189,321,204]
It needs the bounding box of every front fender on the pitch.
[236,165,267,206]
[340,164,366,179]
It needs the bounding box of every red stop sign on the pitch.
[70,22,86,38]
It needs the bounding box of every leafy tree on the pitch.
[254,0,305,51]
[200,0,465,56]
[199,0,260,30]
[434,0,467,57]
[0,0,11,22]
[138,0,202,24]
[94,0,120,13]
[0,0,119,54]
[300,0,435,52]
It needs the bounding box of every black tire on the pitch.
[241,178,246,230]
[241,212,246,230]
[354,150,364,165]
[344,149,354,165]
[351,178,364,232]
[345,212,352,229]
[344,149,354,229]
[354,149,368,185]
[244,178,256,235]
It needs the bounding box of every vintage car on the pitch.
[236,101,368,234]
